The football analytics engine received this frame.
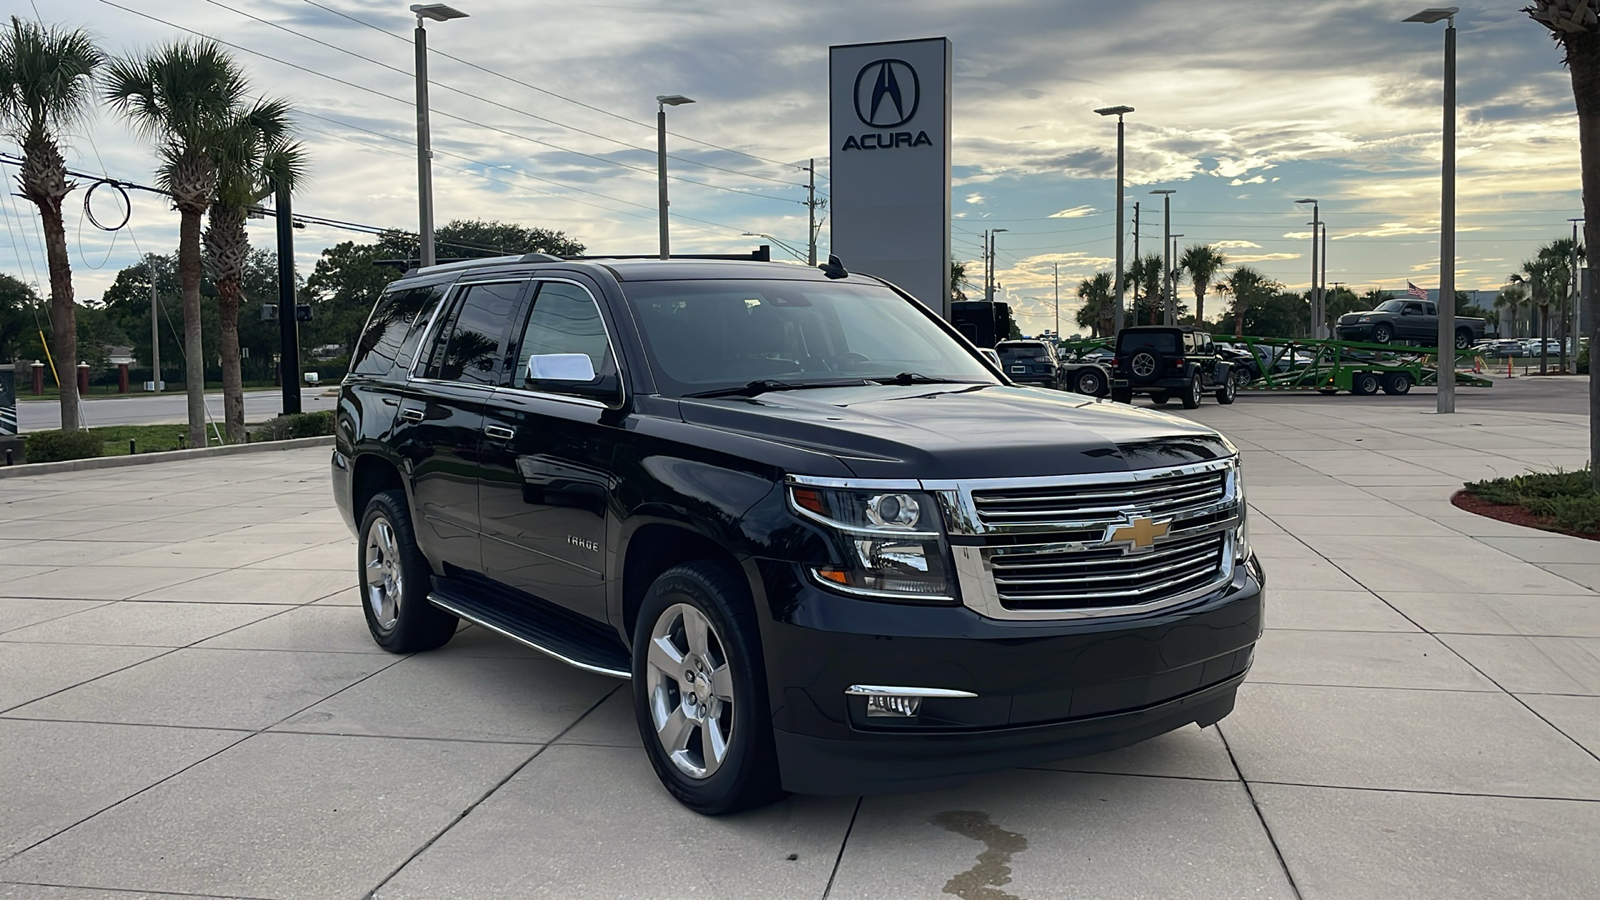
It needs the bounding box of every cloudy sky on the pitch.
[0,0,1586,336]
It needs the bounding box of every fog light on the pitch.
[865,695,922,718]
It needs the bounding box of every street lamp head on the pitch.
[656,94,695,107]
[1404,7,1458,23]
[411,3,468,21]
[1294,198,1317,204]
[1150,189,1175,196]
[1094,105,1134,117]
[993,228,1009,234]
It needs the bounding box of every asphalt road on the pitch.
[16,388,338,430]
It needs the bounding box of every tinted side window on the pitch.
[351,285,440,378]
[423,281,524,384]
[510,281,619,400]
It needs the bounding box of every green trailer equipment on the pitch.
[1226,336,1492,395]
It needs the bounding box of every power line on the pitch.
[95,0,800,205]
[200,0,803,190]
[297,0,815,173]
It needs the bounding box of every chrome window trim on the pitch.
[489,387,608,410]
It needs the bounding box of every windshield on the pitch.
[998,344,1052,363]
[1375,300,1407,313]
[620,279,999,398]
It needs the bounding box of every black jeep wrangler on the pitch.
[332,254,1263,814]
[1111,326,1238,409]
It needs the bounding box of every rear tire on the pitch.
[1352,372,1381,396]
[1150,392,1170,406]
[1382,372,1413,395]
[1074,369,1105,397]
[1181,374,1202,409]
[1216,371,1238,404]
[1455,328,1473,351]
[1111,386,1132,404]
[359,489,456,654]
[633,561,784,816]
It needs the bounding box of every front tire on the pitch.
[359,489,456,653]
[1074,369,1105,397]
[1371,323,1393,344]
[633,561,783,815]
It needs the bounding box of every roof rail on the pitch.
[568,246,773,263]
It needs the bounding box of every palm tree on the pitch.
[1511,257,1559,373]
[0,18,103,431]
[1537,237,1583,369]
[1074,272,1113,338]
[105,41,250,448]
[1179,244,1228,328]
[1526,0,1600,488]
[1219,267,1275,337]
[1127,254,1163,325]
[1495,284,1528,338]
[206,99,304,443]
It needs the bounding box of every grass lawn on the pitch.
[89,423,195,456]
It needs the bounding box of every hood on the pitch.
[678,384,1232,480]
[1338,311,1375,324]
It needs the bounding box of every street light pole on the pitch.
[1568,217,1583,372]
[1151,190,1175,326]
[1407,6,1459,413]
[655,94,694,259]
[987,229,1008,306]
[1296,199,1320,338]
[1096,106,1134,335]
[410,4,468,270]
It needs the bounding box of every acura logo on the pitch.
[854,59,920,128]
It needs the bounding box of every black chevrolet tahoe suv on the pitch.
[1111,326,1238,409]
[332,254,1264,815]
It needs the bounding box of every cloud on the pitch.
[966,193,987,205]
[1231,253,1302,263]
[1048,205,1097,218]
[1214,240,1262,249]
[1229,176,1267,186]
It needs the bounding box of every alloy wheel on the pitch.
[1130,352,1157,378]
[645,603,735,780]
[363,515,403,630]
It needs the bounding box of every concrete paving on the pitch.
[16,388,337,431]
[0,397,1597,899]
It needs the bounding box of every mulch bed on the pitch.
[1451,490,1600,542]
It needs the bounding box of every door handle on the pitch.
[484,425,516,441]
[398,408,425,423]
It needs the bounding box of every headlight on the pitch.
[788,483,954,601]
[1357,316,1372,323]
[1231,460,1250,562]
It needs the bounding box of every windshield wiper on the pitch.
[871,372,984,386]
[684,378,871,399]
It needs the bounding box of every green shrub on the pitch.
[252,410,335,442]
[1464,466,1600,534]
[24,429,104,463]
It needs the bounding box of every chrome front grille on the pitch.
[970,468,1227,529]
[935,459,1242,621]
[988,531,1227,610]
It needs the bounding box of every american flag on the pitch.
[1406,282,1428,300]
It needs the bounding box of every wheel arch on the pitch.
[351,452,407,524]
[618,519,755,644]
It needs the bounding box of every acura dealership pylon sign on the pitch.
[830,38,952,317]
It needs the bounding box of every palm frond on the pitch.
[0,16,104,142]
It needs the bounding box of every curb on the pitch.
[0,435,334,479]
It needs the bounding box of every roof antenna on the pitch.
[819,254,849,279]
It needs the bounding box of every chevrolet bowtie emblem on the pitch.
[1106,516,1170,552]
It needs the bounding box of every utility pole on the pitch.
[275,178,301,416]
[1568,217,1582,373]
[805,158,819,266]
[148,257,161,393]
[1054,263,1060,339]
[1151,190,1175,326]
[1321,220,1329,337]
[1132,201,1141,324]
[983,228,991,302]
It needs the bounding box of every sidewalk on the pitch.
[1,398,1597,899]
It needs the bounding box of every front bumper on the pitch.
[753,554,1264,795]
[1335,324,1374,341]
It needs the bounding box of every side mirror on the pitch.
[527,353,596,382]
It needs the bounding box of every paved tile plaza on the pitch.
[1,393,1598,899]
